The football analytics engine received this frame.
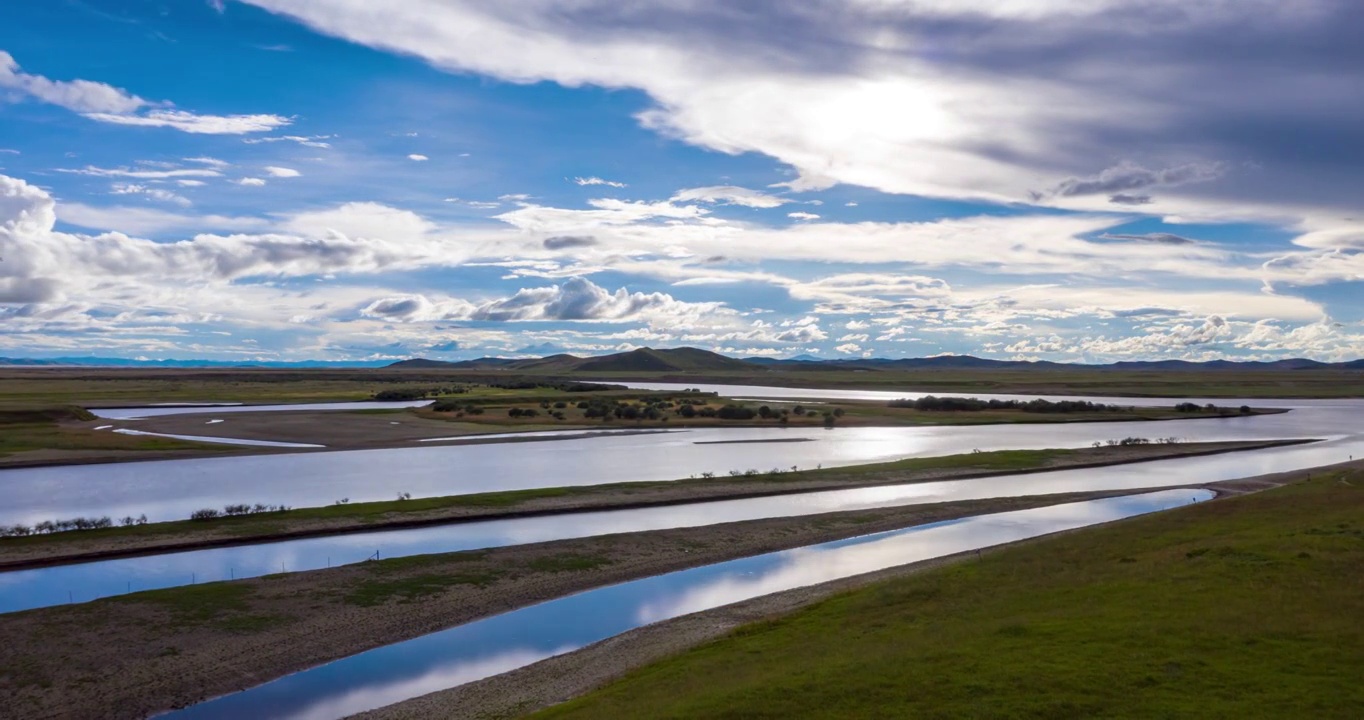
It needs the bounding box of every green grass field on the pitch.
[538,470,1364,719]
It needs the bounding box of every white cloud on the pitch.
[0,50,143,114]
[108,183,191,207]
[242,134,333,148]
[235,178,267,187]
[55,203,269,235]
[237,1,1364,237]
[184,157,231,169]
[60,165,221,180]
[2,51,288,134]
[177,179,207,187]
[787,212,820,221]
[83,109,292,134]
[407,154,429,161]
[573,176,626,188]
[671,185,789,208]
[834,343,863,355]
[264,166,301,178]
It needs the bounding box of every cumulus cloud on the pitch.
[235,178,267,187]
[2,51,288,134]
[264,166,301,178]
[1039,161,1224,200]
[573,176,626,188]
[787,212,820,221]
[1,174,481,300]
[542,235,598,250]
[671,185,789,208]
[407,154,429,161]
[361,277,723,324]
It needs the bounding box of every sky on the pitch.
[1,1,1362,364]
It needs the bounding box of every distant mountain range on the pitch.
[386,347,1364,372]
[2,347,1361,371]
[0,357,391,369]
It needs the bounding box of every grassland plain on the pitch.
[0,440,1301,569]
[3,365,1364,405]
[0,490,1148,720]
[525,468,1364,720]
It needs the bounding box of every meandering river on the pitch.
[1,392,1355,527]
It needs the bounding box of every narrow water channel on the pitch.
[161,488,1212,720]
[3,434,1356,614]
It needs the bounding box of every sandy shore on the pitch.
[352,459,1363,720]
[0,440,1304,570]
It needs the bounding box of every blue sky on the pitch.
[2,1,1362,362]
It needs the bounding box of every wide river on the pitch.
[0,388,1358,527]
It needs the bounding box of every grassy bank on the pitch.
[0,441,1300,569]
[539,469,1364,719]
[0,407,227,460]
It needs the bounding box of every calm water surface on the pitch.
[0,396,1349,526]
[1,431,1352,614]
[160,489,1213,720]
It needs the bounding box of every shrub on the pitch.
[716,404,757,420]
[190,508,221,521]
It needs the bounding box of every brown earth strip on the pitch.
[0,439,1306,570]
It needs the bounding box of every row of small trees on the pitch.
[889,396,1120,413]
[1,513,148,537]
[189,503,292,521]
[1175,402,1253,414]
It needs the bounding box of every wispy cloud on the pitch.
[2,51,289,135]
[573,176,626,188]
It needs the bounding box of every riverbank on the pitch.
[0,394,1282,471]
[0,489,1158,720]
[362,460,1364,720]
[0,439,1305,569]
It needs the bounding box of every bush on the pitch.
[190,508,221,521]
[716,404,757,420]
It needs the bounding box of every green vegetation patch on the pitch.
[110,580,288,633]
[346,570,506,607]
[526,553,612,573]
[538,471,1364,719]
